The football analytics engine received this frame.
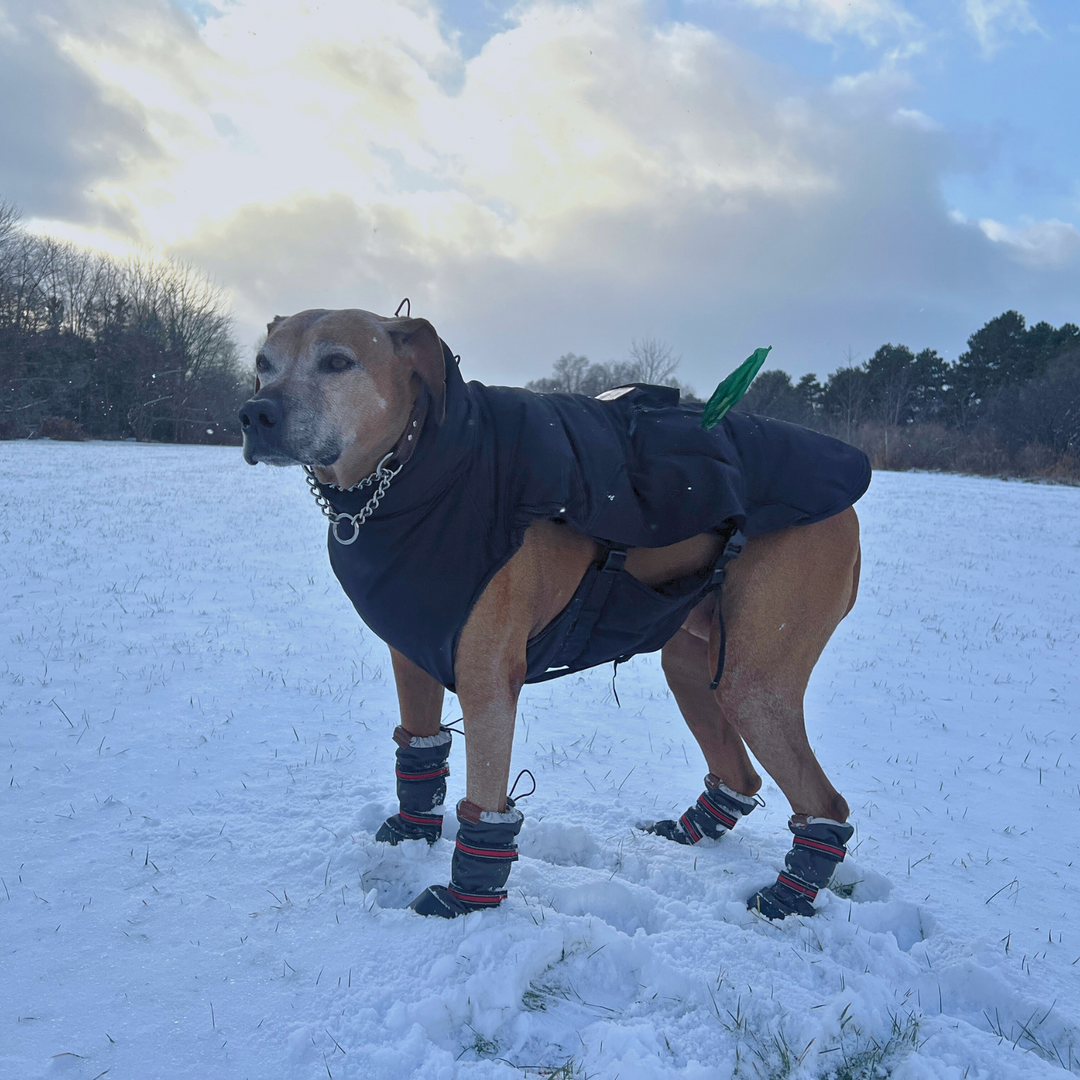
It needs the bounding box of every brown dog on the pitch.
[241,308,864,919]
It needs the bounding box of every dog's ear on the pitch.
[384,316,446,425]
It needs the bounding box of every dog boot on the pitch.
[748,816,854,919]
[374,725,452,845]
[410,799,523,917]
[644,774,758,845]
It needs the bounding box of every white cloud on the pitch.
[976,217,1080,269]
[2,0,1077,383]
[891,107,941,131]
[963,0,1040,57]
[735,0,917,45]
[40,0,844,267]
[830,64,915,101]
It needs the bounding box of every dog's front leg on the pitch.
[390,647,445,738]
[453,568,529,814]
[409,554,534,918]
[374,649,451,846]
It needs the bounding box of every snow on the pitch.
[1,441,1078,1080]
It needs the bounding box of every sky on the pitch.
[1,0,1077,389]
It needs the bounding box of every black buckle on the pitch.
[723,529,746,561]
[601,547,627,573]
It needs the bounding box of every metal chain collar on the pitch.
[303,452,402,545]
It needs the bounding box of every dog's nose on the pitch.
[239,397,280,431]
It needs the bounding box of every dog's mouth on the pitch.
[243,445,298,467]
[242,441,342,468]
[240,407,344,468]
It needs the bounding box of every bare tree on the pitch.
[623,336,681,385]
[0,200,243,442]
[527,337,692,398]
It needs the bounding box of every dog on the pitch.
[240,308,869,919]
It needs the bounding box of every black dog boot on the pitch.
[644,774,758,845]
[410,798,523,918]
[748,815,854,919]
[375,725,452,845]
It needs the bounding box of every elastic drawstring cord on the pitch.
[509,769,536,802]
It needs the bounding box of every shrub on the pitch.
[1014,445,1080,482]
[952,428,1010,475]
[35,415,90,441]
[849,422,960,471]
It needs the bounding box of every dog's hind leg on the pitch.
[714,507,859,824]
[714,507,862,917]
[662,627,761,796]
[646,628,764,844]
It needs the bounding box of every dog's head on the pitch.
[239,308,445,485]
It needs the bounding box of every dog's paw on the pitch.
[375,812,442,846]
[637,819,695,845]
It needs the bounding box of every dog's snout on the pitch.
[239,393,296,465]
[239,396,281,431]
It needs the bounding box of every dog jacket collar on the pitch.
[313,343,871,692]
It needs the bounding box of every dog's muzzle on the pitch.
[239,393,341,466]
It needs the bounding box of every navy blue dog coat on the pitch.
[314,343,871,691]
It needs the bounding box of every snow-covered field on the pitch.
[1,441,1078,1080]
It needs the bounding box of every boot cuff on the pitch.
[705,774,758,811]
[457,798,523,826]
[393,725,452,749]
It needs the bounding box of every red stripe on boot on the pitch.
[447,888,506,906]
[455,840,518,861]
[679,812,702,843]
[793,836,846,859]
[777,873,818,899]
[399,810,442,826]
[696,796,737,829]
[395,766,450,781]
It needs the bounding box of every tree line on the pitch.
[736,312,1079,478]
[0,199,246,444]
[530,312,1080,480]
[4,186,1077,482]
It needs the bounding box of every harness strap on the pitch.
[709,528,746,691]
[531,544,628,682]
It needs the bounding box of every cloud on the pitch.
[4,0,1078,385]
[975,217,1080,269]
[962,0,1040,57]
[891,107,941,131]
[733,0,917,45]
[0,1,165,225]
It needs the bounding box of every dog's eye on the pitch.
[322,354,355,372]
[255,354,271,374]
